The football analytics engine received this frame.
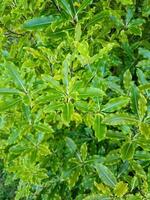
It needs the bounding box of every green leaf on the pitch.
[121,142,135,160]
[93,114,106,141]
[68,169,80,188]
[66,137,77,153]
[62,102,74,123]
[59,0,74,18]
[103,114,138,125]
[138,93,147,121]
[85,11,109,27]
[23,15,61,29]
[78,87,105,98]
[123,69,132,90]
[0,98,21,112]
[131,160,146,179]
[5,62,27,93]
[95,164,117,188]
[101,97,129,113]
[75,23,82,41]
[139,122,150,139]
[138,47,150,59]
[77,0,92,14]
[0,88,21,94]
[80,143,87,161]
[114,181,128,197]
[134,151,150,160]
[131,84,139,115]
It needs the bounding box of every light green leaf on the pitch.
[103,114,138,125]
[93,114,106,141]
[139,122,150,139]
[138,93,147,121]
[0,88,21,94]
[101,97,129,113]
[121,142,135,160]
[77,0,92,14]
[78,87,105,98]
[0,98,21,112]
[23,15,61,29]
[95,164,117,188]
[75,23,82,41]
[43,76,64,94]
[62,102,74,123]
[114,181,128,197]
[123,69,132,90]
[131,160,146,179]
[5,62,27,93]
[68,169,80,188]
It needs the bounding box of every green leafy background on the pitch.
[0,0,150,199]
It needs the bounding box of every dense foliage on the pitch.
[0,0,150,199]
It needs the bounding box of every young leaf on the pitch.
[93,114,106,141]
[114,181,128,197]
[103,114,138,125]
[95,164,117,188]
[101,97,129,113]
[121,142,135,160]
[23,15,61,29]
[5,62,27,93]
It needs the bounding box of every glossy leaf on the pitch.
[103,114,138,125]
[101,97,129,113]
[23,15,61,29]
[121,142,135,160]
[77,0,92,14]
[95,164,117,188]
[0,88,21,94]
[93,114,106,141]
[62,102,74,124]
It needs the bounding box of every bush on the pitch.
[0,0,150,199]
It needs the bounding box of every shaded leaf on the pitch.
[95,164,117,188]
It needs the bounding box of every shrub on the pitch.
[0,0,150,199]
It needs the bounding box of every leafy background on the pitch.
[0,0,150,199]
